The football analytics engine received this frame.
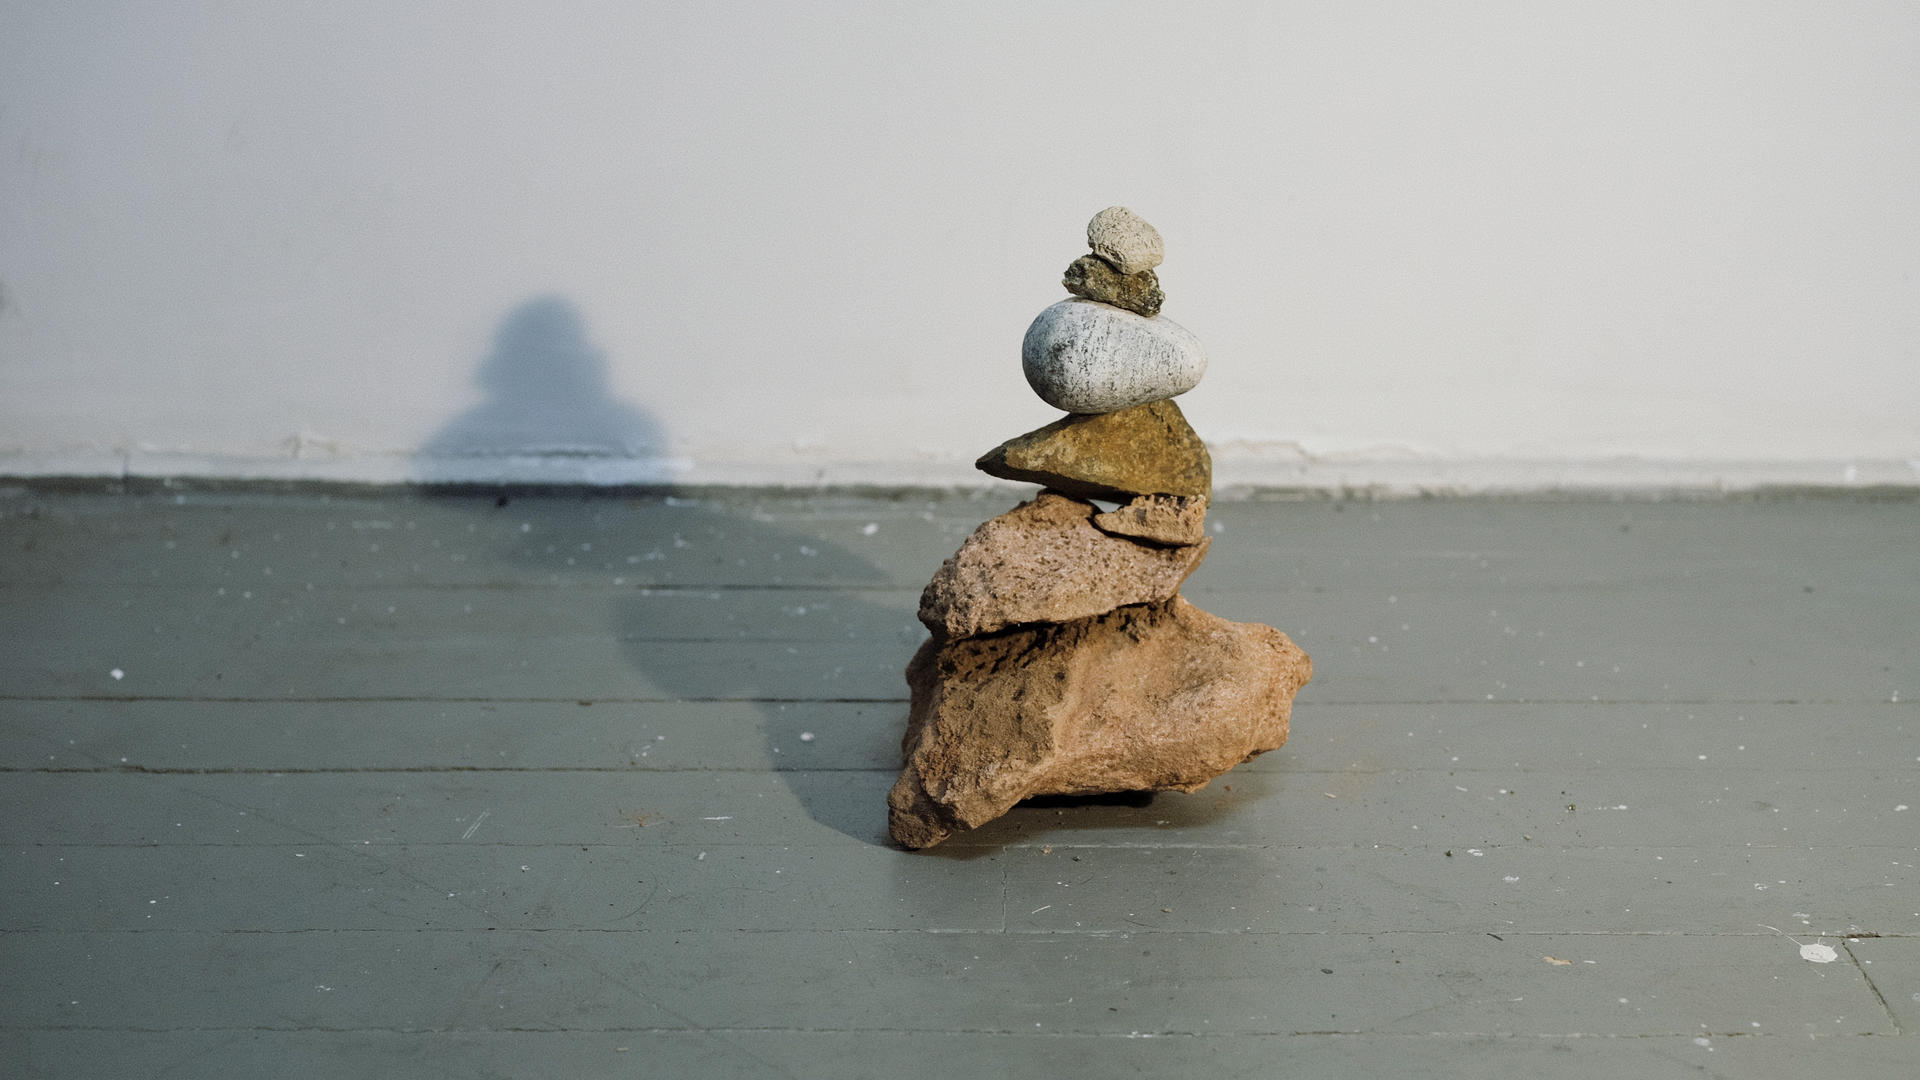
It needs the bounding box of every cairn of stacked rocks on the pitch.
[888,207,1313,850]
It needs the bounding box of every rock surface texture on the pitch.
[1022,299,1206,414]
[1093,493,1210,546]
[1063,254,1164,318]
[976,399,1211,501]
[889,207,1310,850]
[1086,205,1165,275]
[888,598,1312,850]
[918,493,1209,639]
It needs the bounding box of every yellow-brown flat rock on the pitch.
[975,399,1211,501]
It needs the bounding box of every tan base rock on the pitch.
[1092,493,1209,546]
[975,399,1211,501]
[918,493,1209,639]
[888,597,1312,850]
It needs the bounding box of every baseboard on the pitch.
[3,449,1916,497]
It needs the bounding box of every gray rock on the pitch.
[1022,299,1206,414]
[1062,254,1164,318]
[1086,206,1164,274]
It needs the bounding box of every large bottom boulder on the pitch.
[887,597,1312,850]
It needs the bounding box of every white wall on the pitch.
[3,1,1916,490]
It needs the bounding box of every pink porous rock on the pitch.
[1091,493,1209,547]
[917,493,1208,639]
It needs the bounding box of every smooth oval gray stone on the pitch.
[1021,299,1206,414]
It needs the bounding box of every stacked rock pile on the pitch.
[888,207,1313,850]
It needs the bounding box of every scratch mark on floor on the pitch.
[460,810,491,840]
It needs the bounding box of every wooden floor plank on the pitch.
[0,699,904,772]
[1,840,1909,937]
[0,843,1006,934]
[5,1029,1914,1080]
[1,699,1910,776]
[3,580,1910,702]
[7,491,1914,595]
[0,929,1894,1038]
[3,765,1911,853]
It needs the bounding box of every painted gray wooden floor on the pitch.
[1,485,1915,1078]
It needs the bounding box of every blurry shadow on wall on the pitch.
[418,296,915,848]
[421,295,666,469]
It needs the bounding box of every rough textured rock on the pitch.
[1062,254,1164,318]
[919,493,1209,639]
[1022,299,1205,414]
[1093,493,1209,546]
[976,398,1211,501]
[888,597,1313,849]
[1086,206,1164,275]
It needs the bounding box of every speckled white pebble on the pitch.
[1022,299,1205,414]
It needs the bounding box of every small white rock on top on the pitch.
[1087,206,1164,275]
[1022,299,1206,414]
